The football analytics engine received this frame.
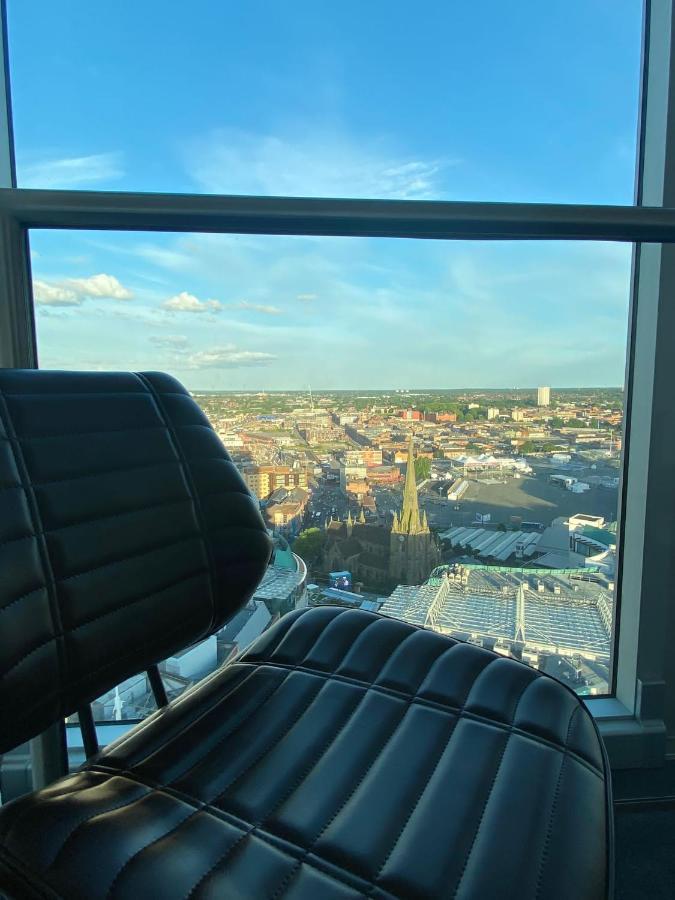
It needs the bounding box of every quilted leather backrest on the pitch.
[0,370,273,752]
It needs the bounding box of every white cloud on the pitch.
[33,273,133,305]
[149,334,189,350]
[229,300,282,315]
[19,152,123,189]
[65,273,132,300]
[184,128,454,199]
[33,279,79,307]
[186,345,277,369]
[135,244,193,271]
[162,292,222,312]
[296,293,318,302]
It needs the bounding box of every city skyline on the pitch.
[198,376,621,695]
[189,385,624,393]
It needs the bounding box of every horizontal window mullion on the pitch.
[2,189,675,242]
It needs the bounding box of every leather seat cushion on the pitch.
[0,606,611,899]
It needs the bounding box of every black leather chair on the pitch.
[0,370,613,899]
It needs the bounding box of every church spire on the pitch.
[399,432,423,534]
[358,507,366,524]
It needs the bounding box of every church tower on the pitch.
[390,433,440,584]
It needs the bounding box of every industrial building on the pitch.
[380,564,613,691]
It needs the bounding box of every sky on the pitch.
[7,1,643,389]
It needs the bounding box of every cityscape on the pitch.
[92,384,622,722]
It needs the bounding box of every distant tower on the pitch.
[537,386,551,407]
[390,433,440,585]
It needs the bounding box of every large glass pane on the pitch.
[8,1,641,203]
[31,229,631,712]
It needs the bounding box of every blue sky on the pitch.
[7,1,642,389]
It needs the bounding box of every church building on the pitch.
[324,434,440,589]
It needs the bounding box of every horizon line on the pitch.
[190,385,624,394]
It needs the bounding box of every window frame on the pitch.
[0,0,672,769]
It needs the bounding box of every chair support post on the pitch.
[148,665,169,708]
[77,705,99,759]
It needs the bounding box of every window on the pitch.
[7,2,641,203]
[1,0,673,770]
[32,229,632,710]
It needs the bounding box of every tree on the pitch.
[519,441,537,454]
[292,528,326,566]
[414,457,431,481]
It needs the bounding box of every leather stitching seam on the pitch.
[533,705,579,899]
[104,666,264,763]
[268,682,421,898]
[165,668,300,787]
[44,788,152,873]
[0,531,34,551]
[58,533,202,584]
[0,585,46,616]
[163,612,343,786]
[449,676,537,898]
[0,387,69,726]
[368,716,460,892]
[135,373,221,636]
[40,496,197,536]
[236,659,602,776]
[180,618,417,898]
[10,613,203,729]
[104,804,203,899]
[68,568,209,634]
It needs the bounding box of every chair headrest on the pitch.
[0,369,272,751]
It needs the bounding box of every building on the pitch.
[342,448,383,467]
[325,433,440,589]
[538,386,551,407]
[217,600,273,664]
[380,563,613,693]
[218,432,244,448]
[264,486,310,534]
[389,433,442,584]
[487,407,500,420]
[164,636,218,680]
[241,465,307,499]
[367,464,402,485]
[426,411,457,423]
[511,408,525,422]
[339,460,368,491]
